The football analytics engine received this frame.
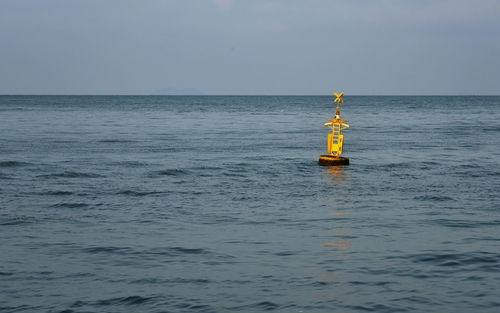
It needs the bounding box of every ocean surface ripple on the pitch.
[0,95,499,312]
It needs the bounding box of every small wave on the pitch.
[130,277,211,284]
[112,160,149,167]
[451,170,492,178]
[83,246,133,254]
[414,195,454,201]
[420,161,440,166]
[117,190,166,196]
[343,304,402,312]
[156,246,209,256]
[168,247,208,255]
[0,306,32,312]
[410,252,499,267]
[174,303,214,311]
[148,168,189,177]
[486,170,500,177]
[176,190,206,195]
[96,295,154,306]
[0,173,13,180]
[65,272,95,278]
[240,220,275,225]
[189,165,222,177]
[0,161,30,168]
[394,295,434,305]
[51,202,89,209]
[377,162,415,169]
[38,171,103,178]
[229,301,280,311]
[171,278,211,284]
[0,216,37,226]
[431,218,500,228]
[82,246,210,257]
[452,163,482,169]
[274,251,296,256]
[222,171,248,177]
[97,139,138,143]
[39,190,74,196]
[482,126,500,132]
[190,165,222,171]
[70,300,85,308]
[231,194,256,201]
[225,240,268,245]
[350,280,394,287]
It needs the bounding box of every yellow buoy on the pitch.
[318,92,350,166]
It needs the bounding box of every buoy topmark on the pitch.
[319,92,350,166]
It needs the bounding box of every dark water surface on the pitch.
[1,95,499,312]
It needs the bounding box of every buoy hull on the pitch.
[318,155,349,166]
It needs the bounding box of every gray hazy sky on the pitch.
[1,0,499,95]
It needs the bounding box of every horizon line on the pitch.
[1,94,499,97]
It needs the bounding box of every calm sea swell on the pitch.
[0,95,499,312]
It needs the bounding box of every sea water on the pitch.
[0,95,499,312]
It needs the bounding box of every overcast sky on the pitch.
[1,0,499,95]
